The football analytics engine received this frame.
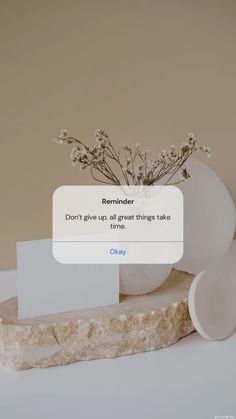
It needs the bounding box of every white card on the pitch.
[17,239,119,319]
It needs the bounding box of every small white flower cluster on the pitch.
[53,129,211,186]
[94,128,110,147]
[53,129,70,144]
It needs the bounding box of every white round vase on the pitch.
[119,264,172,296]
[175,159,236,274]
[119,158,235,295]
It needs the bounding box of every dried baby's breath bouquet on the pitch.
[54,129,211,186]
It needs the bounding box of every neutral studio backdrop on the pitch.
[0,0,236,270]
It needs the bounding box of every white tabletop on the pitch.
[0,243,236,419]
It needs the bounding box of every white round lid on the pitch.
[188,269,236,340]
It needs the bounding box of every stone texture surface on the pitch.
[0,269,195,370]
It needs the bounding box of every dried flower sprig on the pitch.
[54,129,211,186]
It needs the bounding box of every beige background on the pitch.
[0,0,236,271]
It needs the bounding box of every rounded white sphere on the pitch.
[119,264,172,295]
[175,159,235,274]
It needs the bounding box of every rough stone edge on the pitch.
[0,298,195,370]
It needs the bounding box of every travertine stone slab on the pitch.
[0,269,195,370]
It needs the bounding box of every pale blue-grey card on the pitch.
[17,239,119,319]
